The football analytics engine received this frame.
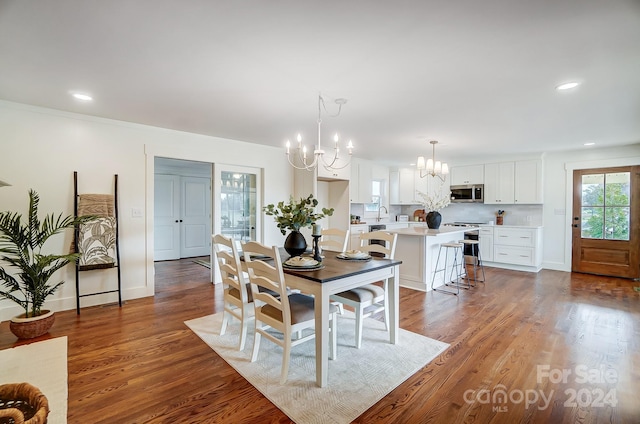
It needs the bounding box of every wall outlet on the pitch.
[526,215,532,222]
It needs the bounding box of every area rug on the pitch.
[185,312,449,424]
[0,336,68,423]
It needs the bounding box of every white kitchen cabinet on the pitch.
[397,168,416,204]
[492,226,542,269]
[514,159,543,204]
[390,168,417,204]
[350,158,360,202]
[349,159,373,203]
[389,170,399,204]
[478,226,494,262]
[349,224,368,250]
[316,151,351,181]
[450,164,484,185]
[484,162,515,204]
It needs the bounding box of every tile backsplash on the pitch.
[400,203,543,226]
[350,203,543,226]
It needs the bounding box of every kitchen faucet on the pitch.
[377,205,388,222]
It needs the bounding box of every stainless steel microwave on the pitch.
[450,184,484,203]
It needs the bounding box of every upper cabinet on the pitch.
[349,158,389,207]
[316,155,351,181]
[485,159,543,204]
[484,162,515,204]
[450,164,484,185]
[514,159,543,204]
[396,168,418,205]
[350,158,372,203]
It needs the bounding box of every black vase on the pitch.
[426,211,442,229]
[284,230,307,257]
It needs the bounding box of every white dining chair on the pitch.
[212,234,253,351]
[329,230,398,348]
[242,241,338,384]
[319,228,349,253]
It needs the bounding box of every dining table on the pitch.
[280,250,402,387]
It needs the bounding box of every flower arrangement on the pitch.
[416,189,452,212]
[263,194,334,235]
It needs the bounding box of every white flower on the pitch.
[416,189,451,212]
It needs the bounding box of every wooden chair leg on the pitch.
[280,338,292,384]
[355,305,364,349]
[251,328,261,362]
[330,312,337,360]
[220,309,229,335]
[238,316,249,351]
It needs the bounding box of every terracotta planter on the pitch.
[9,310,55,339]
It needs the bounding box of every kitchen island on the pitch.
[385,225,473,292]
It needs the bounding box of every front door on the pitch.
[571,166,640,278]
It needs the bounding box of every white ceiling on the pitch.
[1,0,639,166]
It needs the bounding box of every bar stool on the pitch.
[459,239,485,285]
[431,242,467,295]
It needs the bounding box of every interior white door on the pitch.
[154,174,181,261]
[180,176,211,258]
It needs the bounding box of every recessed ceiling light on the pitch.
[71,93,93,101]
[584,142,595,146]
[556,82,579,90]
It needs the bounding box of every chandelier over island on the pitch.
[286,93,354,171]
[417,140,449,182]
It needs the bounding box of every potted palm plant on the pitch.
[263,194,334,256]
[0,189,88,339]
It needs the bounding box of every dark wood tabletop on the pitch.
[240,248,402,284]
[280,251,402,284]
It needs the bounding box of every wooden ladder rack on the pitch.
[73,171,122,314]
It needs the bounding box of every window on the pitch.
[581,172,630,240]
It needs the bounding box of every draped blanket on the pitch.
[76,194,117,271]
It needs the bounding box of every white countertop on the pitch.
[385,226,472,237]
[479,224,543,229]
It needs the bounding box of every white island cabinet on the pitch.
[386,225,471,292]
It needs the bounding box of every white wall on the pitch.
[0,100,292,320]
[542,145,640,271]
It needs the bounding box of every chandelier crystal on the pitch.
[286,93,354,171]
[417,140,449,181]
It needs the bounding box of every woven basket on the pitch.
[9,311,55,340]
[0,383,49,424]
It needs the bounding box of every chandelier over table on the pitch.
[285,93,354,171]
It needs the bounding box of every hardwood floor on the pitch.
[1,259,639,423]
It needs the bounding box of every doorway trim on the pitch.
[144,144,216,295]
[564,156,640,273]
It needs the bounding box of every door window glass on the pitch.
[581,172,630,240]
[220,171,257,242]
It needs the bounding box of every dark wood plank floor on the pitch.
[1,259,639,423]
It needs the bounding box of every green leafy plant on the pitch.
[263,194,334,235]
[0,190,90,317]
